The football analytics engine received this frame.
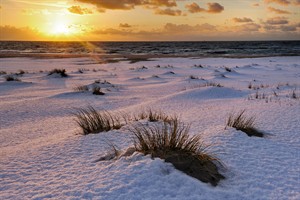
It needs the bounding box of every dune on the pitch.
[0,56,299,200]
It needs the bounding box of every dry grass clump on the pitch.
[226,110,263,137]
[73,85,89,92]
[224,67,232,72]
[73,106,123,135]
[129,117,224,186]
[92,86,105,95]
[291,89,298,99]
[5,75,20,82]
[135,109,170,122]
[189,75,199,80]
[48,69,68,77]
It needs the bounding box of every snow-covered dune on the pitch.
[0,56,299,200]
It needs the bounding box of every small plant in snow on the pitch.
[48,69,68,77]
[73,106,123,135]
[189,75,199,80]
[224,67,232,72]
[129,117,225,186]
[5,75,20,82]
[73,85,89,92]
[226,110,263,137]
[291,89,298,99]
[135,109,170,122]
[92,87,105,95]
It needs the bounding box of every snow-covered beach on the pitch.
[0,56,299,200]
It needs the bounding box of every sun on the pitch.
[51,22,70,35]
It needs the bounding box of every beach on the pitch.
[0,55,299,200]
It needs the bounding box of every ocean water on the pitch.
[0,41,299,57]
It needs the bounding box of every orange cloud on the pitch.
[232,17,253,23]
[264,0,291,6]
[119,23,132,28]
[68,6,93,15]
[0,26,43,40]
[207,3,224,13]
[265,17,289,25]
[268,6,291,14]
[293,0,300,5]
[185,2,224,14]
[236,23,261,32]
[75,0,177,12]
[185,2,205,13]
[164,23,217,33]
[155,8,183,16]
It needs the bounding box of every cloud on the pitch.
[75,0,177,12]
[293,0,300,5]
[268,6,291,14]
[0,26,43,40]
[185,2,224,14]
[207,3,224,13]
[233,23,261,32]
[232,17,253,23]
[263,23,299,31]
[68,6,93,15]
[185,2,205,13]
[265,17,289,25]
[155,8,183,16]
[164,23,217,32]
[119,23,132,28]
[264,0,291,6]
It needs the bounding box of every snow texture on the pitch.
[0,56,300,200]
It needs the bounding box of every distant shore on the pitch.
[0,52,297,60]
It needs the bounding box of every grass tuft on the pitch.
[129,117,224,186]
[73,106,123,135]
[5,75,20,82]
[73,85,89,92]
[135,109,171,122]
[48,69,68,77]
[92,86,105,95]
[226,110,263,137]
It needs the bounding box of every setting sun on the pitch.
[52,22,70,35]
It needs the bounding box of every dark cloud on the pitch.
[68,6,93,15]
[264,0,291,6]
[265,17,289,25]
[232,17,253,23]
[119,23,132,28]
[185,2,224,14]
[75,0,177,12]
[155,8,183,16]
[268,6,291,14]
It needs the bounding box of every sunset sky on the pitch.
[0,0,299,41]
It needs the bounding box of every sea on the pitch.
[0,41,299,57]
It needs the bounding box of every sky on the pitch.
[0,0,299,41]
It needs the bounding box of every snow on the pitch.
[0,56,299,199]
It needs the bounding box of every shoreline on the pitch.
[0,53,299,60]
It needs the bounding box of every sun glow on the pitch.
[51,22,71,35]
